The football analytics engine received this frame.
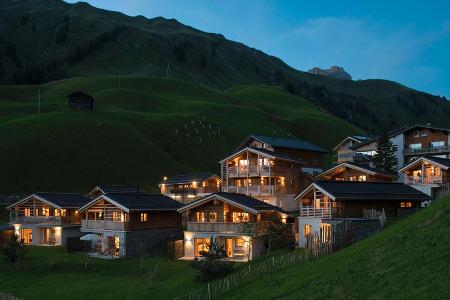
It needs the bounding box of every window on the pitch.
[208,212,217,222]
[239,159,248,166]
[24,208,31,217]
[140,213,148,222]
[42,208,50,216]
[400,202,413,208]
[409,143,422,150]
[414,131,420,137]
[421,130,427,137]
[60,209,66,217]
[258,158,270,166]
[358,175,367,181]
[235,238,244,247]
[303,224,312,236]
[232,212,250,222]
[112,211,123,222]
[430,141,445,148]
[196,212,206,222]
[349,176,357,181]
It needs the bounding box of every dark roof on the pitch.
[35,193,91,208]
[314,180,430,201]
[213,192,285,213]
[162,173,218,185]
[422,156,450,168]
[95,185,142,194]
[248,135,327,153]
[345,162,396,176]
[352,135,371,143]
[105,193,182,211]
[250,147,303,163]
[0,224,13,232]
[67,91,94,99]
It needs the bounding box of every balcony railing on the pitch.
[10,214,80,225]
[405,175,442,185]
[186,221,270,236]
[222,185,286,195]
[403,145,450,156]
[81,219,129,231]
[300,207,333,218]
[228,165,271,177]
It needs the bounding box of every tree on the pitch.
[263,217,291,252]
[192,236,233,281]
[373,133,397,173]
[1,234,27,263]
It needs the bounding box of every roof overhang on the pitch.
[7,194,62,210]
[160,174,221,185]
[332,136,362,151]
[294,183,336,202]
[78,195,130,213]
[219,147,300,164]
[399,157,450,173]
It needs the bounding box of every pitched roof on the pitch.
[67,91,94,99]
[243,135,327,153]
[219,147,303,164]
[399,156,450,172]
[79,193,182,212]
[303,180,430,202]
[178,192,286,214]
[92,185,142,195]
[316,162,397,179]
[332,135,371,151]
[161,172,219,185]
[7,193,91,209]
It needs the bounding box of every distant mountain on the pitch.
[1,0,450,134]
[308,66,352,80]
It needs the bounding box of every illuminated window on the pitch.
[196,212,206,222]
[400,202,413,208]
[208,212,217,222]
[235,238,244,247]
[349,176,357,181]
[409,143,422,150]
[112,211,122,222]
[24,208,31,217]
[358,175,367,181]
[42,208,50,216]
[60,209,66,217]
[430,141,445,148]
[414,131,420,137]
[140,213,148,222]
[303,224,312,236]
[239,159,248,166]
[232,212,250,222]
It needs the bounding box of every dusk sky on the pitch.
[66,0,450,97]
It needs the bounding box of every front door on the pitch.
[20,229,32,244]
[225,238,233,257]
[108,236,120,256]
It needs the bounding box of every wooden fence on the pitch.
[305,220,353,258]
[0,292,21,300]
[168,240,184,259]
[174,250,306,300]
[363,208,387,229]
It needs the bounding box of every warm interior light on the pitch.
[163,176,168,181]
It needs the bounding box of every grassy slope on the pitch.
[224,196,450,299]
[0,76,359,193]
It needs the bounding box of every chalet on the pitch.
[295,180,430,247]
[89,185,142,198]
[7,193,90,246]
[336,125,450,175]
[333,135,370,164]
[178,192,288,261]
[159,173,221,203]
[78,193,182,257]
[316,162,397,182]
[399,156,450,198]
[220,135,326,211]
[67,91,95,110]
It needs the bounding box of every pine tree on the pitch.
[373,133,397,173]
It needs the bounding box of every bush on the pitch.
[1,234,27,262]
[192,259,234,281]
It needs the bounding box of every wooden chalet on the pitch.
[316,162,397,182]
[78,193,182,257]
[333,135,370,164]
[178,192,287,261]
[220,135,326,211]
[67,91,94,110]
[159,173,221,203]
[89,185,142,198]
[7,193,90,246]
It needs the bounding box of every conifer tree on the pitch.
[373,133,397,173]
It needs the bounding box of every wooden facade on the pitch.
[316,163,396,182]
[403,127,450,159]
[160,174,221,203]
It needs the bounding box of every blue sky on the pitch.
[67,0,450,97]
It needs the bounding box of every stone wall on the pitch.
[125,228,183,257]
[350,219,382,243]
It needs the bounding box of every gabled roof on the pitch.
[316,162,397,179]
[237,135,327,153]
[67,91,94,100]
[178,192,286,215]
[89,185,142,196]
[295,180,430,202]
[399,156,450,172]
[160,172,220,185]
[333,135,371,151]
[7,193,91,210]
[219,147,303,164]
[79,193,182,213]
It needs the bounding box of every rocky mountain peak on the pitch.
[308,66,352,80]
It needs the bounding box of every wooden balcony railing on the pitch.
[222,185,286,195]
[186,221,270,236]
[228,165,271,177]
[81,219,129,231]
[10,214,80,225]
[300,207,333,218]
[405,175,442,185]
[403,145,450,156]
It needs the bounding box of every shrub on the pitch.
[192,259,234,281]
[1,234,27,262]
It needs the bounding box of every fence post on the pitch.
[208,282,211,300]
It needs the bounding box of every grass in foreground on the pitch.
[223,196,450,299]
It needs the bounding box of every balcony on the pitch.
[405,175,442,185]
[169,186,220,195]
[10,213,80,226]
[222,185,286,195]
[300,207,333,218]
[186,221,270,236]
[337,152,373,164]
[81,219,129,231]
[228,165,271,177]
[403,145,450,156]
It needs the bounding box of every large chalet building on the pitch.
[159,173,221,203]
[220,135,326,211]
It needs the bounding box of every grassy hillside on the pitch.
[2,0,450,134]
[0,76,359,193]
[224,196,450,299]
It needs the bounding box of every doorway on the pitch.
[20,229,32,244]
[225,238,233,257]
[108,236,120,256]
[44,228,56,245]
